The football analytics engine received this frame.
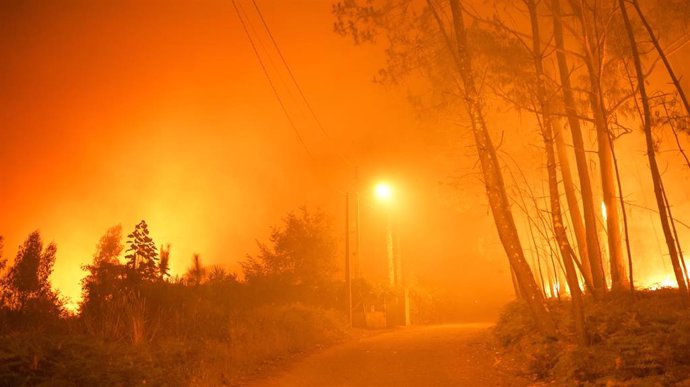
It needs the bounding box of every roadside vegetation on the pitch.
[0,205,471,385]
[495,289,690,386]
[337,0,690,383]
[0,209,351,386]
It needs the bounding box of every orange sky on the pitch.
[0,0,517,313]
[2,0,689,315]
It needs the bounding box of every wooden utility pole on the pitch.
[386,211,395,287]
[345,192,353,326]
[355,168,361,279]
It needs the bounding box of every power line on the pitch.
[251,0,330,140]
[231,0,313,158]
[250,0,355,167]
[241,1,297,107]
[234,0,358,191]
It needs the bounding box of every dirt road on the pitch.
[248,324,530,387]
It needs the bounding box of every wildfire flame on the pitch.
[644,275,678,291]
[641,257,690,291]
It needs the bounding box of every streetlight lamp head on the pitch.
[375,182,393,202]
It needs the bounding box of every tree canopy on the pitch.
[124,220,159,283]
[1,231,63,318]
[242,207,338,288]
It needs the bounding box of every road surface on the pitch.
[248,324,530,387]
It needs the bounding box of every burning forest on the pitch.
[1,0,690,385]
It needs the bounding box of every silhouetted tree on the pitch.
[0,236,5,274]
[242,207,338,289]
[124,220,159,283]
[159,244,171,281]
[0,236,5,309]
[550,0,605,295]
[619,0,689,301]
[525,0,587,344]
[631,0,690,124]
[81,225,126,316]
[207,265,236,283]
[93,225,124,265]
[185,254,206,286]
[1,231,62,318]
[569,0,630,293]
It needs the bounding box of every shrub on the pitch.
[495,290,690,385]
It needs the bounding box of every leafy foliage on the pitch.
[4,231,57,309]
[242,207,338,289]
[645,0,690,44]
[334,0,463,116]
[0,303,345,386]
[93,225,123,265]
[124,220,159,283]
[80,226,126,318]
[0,231,63,324]
[495,290,690,385]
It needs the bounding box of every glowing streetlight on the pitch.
[375,182,393,202]
[374,182,396,287]
[372,181,409,326]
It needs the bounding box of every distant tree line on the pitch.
[0,207,352,340]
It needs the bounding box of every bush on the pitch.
[230,303,345,358]
[194,303,346,385]
[495,290,690,385]
[1,303,346,386]
[494,301,560,378]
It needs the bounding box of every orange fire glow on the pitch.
[0,0,688,318]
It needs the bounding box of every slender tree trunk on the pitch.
[510,265,522,299]
[553,118,593,290]
[619,0,689,302]
[592,81,629,293]
[545,250,555,298]
[529,205,547,297]
[570,0,629,293]
[528,0,587,345]
[552,0,606,296]
[609,132,635,294]
[549,247,562,300]
[630,0,690,117]
[664,102,690,170]
[436,0,557,335]
[661,183,690,290]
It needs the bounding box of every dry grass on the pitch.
[0,303,346,386]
